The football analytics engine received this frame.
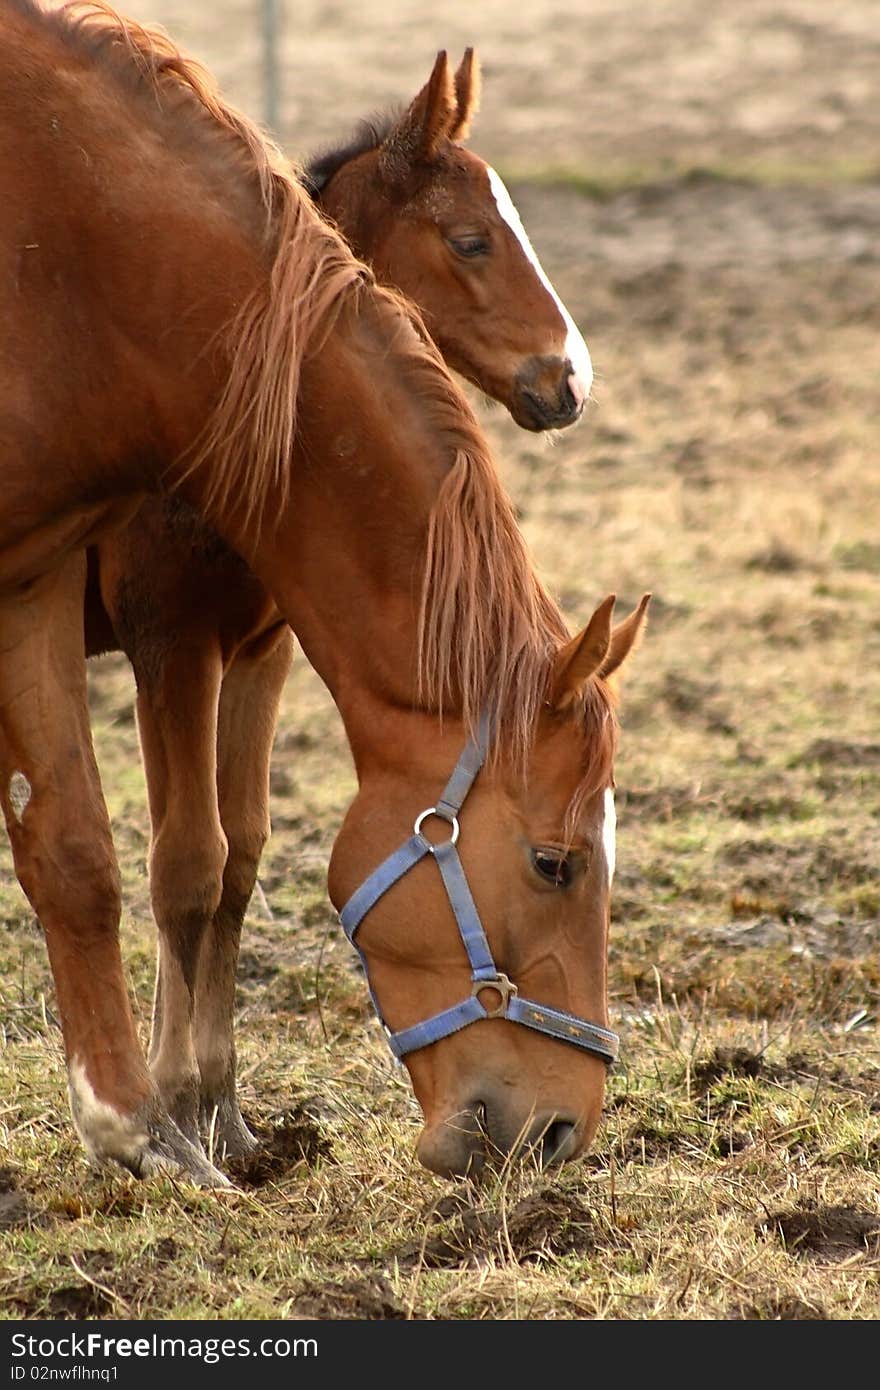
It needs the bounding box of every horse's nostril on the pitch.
[560,378,578,416]
[540,1120,577,1168]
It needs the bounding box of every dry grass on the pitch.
[3,1,880,1318]
[2,955,878,1318]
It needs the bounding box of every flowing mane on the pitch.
[359,291,618,796]
[30,1,615,795]
[34,0,367,527]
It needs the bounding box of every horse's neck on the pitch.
[238,297,453,720]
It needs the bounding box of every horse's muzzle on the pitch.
[417,1100,586,1177]
[511,355,587,431]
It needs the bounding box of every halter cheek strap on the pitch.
[338,712,619,1066]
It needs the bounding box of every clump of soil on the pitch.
[757,1202,880,1263]
[618,784,704,822]
[0,1166,30,1229]
[399,1196,490,1268]
[43,1250,119,1320]
[398,1187,598,1268]
[227,1107,333,1187]
[692,1046,766,1089]
[796,739,880,768]
[46,1285,114,1319]
[506,1191,599,1261]
[745,541,810,574]
[710,1132,755,1159]
[143,1237,179,1266]
[291,1275,408,1319]
[608,1117,693,1164]
[0,1190,30,1229]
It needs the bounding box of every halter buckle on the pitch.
[414,806,460,849]
[472,972,518,1018]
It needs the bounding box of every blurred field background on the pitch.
[1,0,879,1320]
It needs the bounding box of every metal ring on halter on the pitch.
[472,972,517,1018]
[413,806,460,848]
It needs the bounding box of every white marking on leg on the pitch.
[68,1058,149,1168]
[602,788,616,882]
[486,166,593,403]
[9,771,31,821]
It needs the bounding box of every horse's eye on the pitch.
[531,848,573,888]
[448,235,489,259]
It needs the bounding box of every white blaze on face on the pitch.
[602,788,617,882]
[486,166,593,407]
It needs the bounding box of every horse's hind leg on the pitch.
[0,555,225,1184]
[135,640,228,1149]
[193,625,293,1157]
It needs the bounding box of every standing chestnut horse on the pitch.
[86,47,597,1163]
[0,1,648,1184]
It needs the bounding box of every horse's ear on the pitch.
[379,51,456,183]
[550,592,651,708]
[600,593,651,680]
[549,594,616,710]
[449,48,481,143]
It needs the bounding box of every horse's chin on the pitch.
[509,388,584,432]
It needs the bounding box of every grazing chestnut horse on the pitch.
[0,1,648,1184]
[87,49,597,1160]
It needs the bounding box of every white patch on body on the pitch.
[602,788,616,882]
[9,771,31,821]
[486,166,593,404]
[68,1058,149,1168]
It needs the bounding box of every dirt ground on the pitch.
[145,0,880,179]
[1,0,879,1322]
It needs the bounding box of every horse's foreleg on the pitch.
[0,556,225,1184]
[193,625,293,1157]
[136,642,228,1151]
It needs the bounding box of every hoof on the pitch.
[69,1061,229,1187]
[201,1095,259,1161]
[134,1112,231,1187]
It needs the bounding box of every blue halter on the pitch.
[338,713,619,1066]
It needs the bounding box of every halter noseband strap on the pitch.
[338,712,619,1066]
